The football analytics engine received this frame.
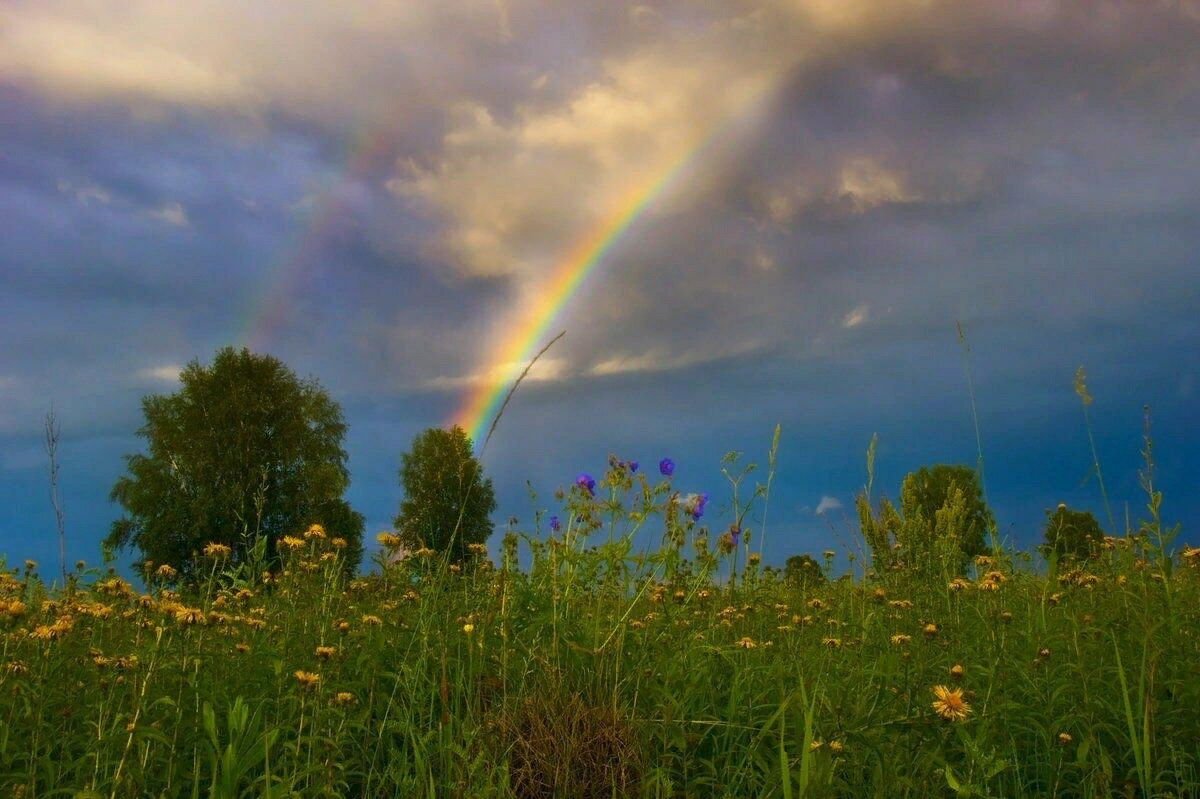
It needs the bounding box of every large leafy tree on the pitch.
[1038,504,1104,563]
[394,426,496,564]
[106,347,363,581]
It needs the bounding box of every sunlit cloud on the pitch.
[136,366,182,383]
[842,305,869,328]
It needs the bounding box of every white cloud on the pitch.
[815,495,843,515]
[137,365,182,383]
[842,305,869,328]
[57,179,111,204]
[147,203,189,227]
[423,357,567,391]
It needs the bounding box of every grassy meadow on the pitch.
[2,436,1198,798]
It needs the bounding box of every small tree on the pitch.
[106,347,363,582]
[858,463,994,577]
[394,426,496,564]
[1038,504,1104,563]
[784,554,827,590]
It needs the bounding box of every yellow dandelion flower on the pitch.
[335,620,351,633]
[735,637,757,649]
[808,598,826,610]
[923,623,939,638]
[1058,732,1073,744]
[948,578,970,592]
[950,664,965,678]
[294,670,320,688]
[809,739,824,752]
[361,614,383,627]
[319,552,337,562]
[984,570,1006,583]
[304,524,326,540]
[280,536,306,550]
[467,542,488,555]
[978,579,999,591]
[24,560,37,571]
[154,564,177,579]
[331,537,348,549]
[315,646,337,660]
[872,587,887,602]
[891,634,912,646]
[335,692,355,705]
[449,564,461,573]
[822,638,842,649]
[235,642,250,653]
[828,740,844,753]
[6,661,29,675]
[463,623,475,634]
[932,685,971,722]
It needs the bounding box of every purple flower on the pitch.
[576,473,595,496]
[659,458,675,477]
[730,524,741,546]
[689,491,710,521]
[550,515,561,533]
[628,460,639,473]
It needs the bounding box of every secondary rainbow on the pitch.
[449,78,776,448]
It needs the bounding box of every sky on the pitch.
[2,0,1198,582]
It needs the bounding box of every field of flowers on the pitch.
[1,450,1198,798]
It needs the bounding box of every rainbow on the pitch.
[449,77,778,447]
[240,125,397,354]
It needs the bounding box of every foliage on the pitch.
[394,426,496,564]
[859,464,993,578]
[783,554,827,589]
[1038,504,1105,562]
[3,438,1200,797]
[106,347,363,581]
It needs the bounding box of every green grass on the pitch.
[1,446,1198,798]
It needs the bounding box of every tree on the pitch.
[394,426,496,564]
[106,347,363,582]
[1038,504,1104,562]
[784,554,827,590]
[858,464,994,577]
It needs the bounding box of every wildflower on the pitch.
[549,516,561,533]
[415,547,436,559]
[24,560,37,572]
[823,550,835,560]
[4,600,27,619]
[891,634,911,646]
[304,524,326,540]
[932,685,972,722]
[335,620,350,633]
[280,536,306,550]
[808,598,826,610]
[889,599,913,610]
[449,564,461,573]
[315,646,337,660]
[463,623,475,634]
[1036,647,1051,661]
[6,661,28,675]
[154,564,177,580]
[950,664,965,678]
[659,458,675,477]
[810,740,824,752]
[948,578,970,592]
[735,636,757,649]
[294,670,320,689]
[923,623,939,638]
[872,587,887,602]
[575,473,595,496]
[1048,593,1062,606]
[202,542,232,560]
[999,610,1013,623]
[468,542,488,555]
[628,461,639,473]
[689,493,710,521]
[984,571,1006,584]
[235,642,250,653]
[361,614,383,627]
[822,637,842,649]
[335,692,355,705]
[828,740,844,754]
[331,537,347,549]
[1058,732,1073,745]
[175,607,206,625]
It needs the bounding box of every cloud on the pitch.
[146,203,189,227]
[842,305,870,328]
[815,496,843,515]
[136,366,182,383]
